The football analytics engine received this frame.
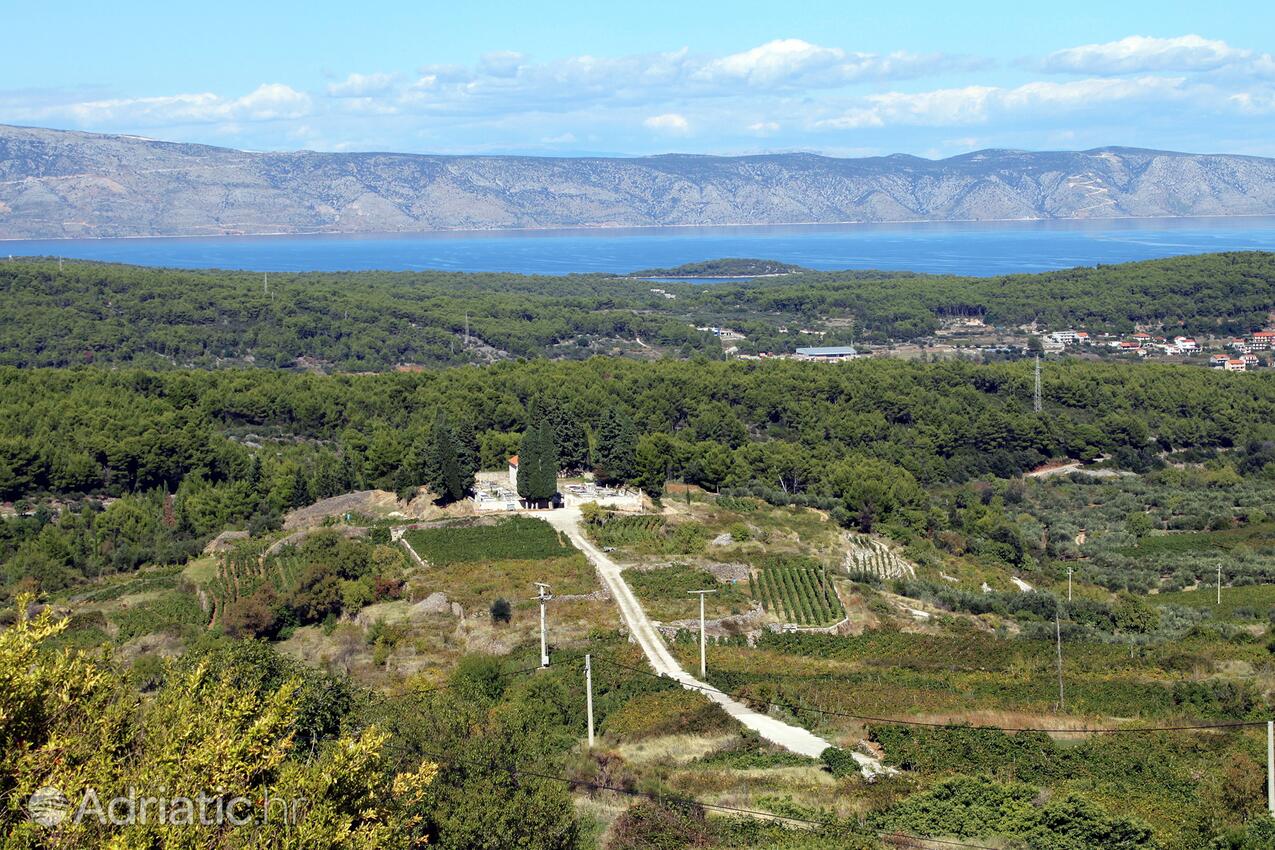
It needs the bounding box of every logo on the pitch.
[27,786,69,828]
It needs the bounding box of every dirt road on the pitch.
[543,508,892,776]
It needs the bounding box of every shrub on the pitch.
[820,746,860,778]
[490,597,512,623]
[608,801,709,850]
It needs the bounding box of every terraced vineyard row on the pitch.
[844,533,915,579]
[750,563,845,626]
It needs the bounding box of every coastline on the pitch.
[5,211,1275,244]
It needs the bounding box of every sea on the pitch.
[5,216,1275,277]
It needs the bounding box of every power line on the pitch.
[402,653,588,698]
[594,656,1267,735]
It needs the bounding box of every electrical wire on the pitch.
[402,651,588,697]
[413,746,1005,850]
[594,655,1269,734]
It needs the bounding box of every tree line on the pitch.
[2,251,1272,369]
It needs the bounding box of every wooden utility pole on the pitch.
[1054,608,1065,712]
[1267,720,1274,818]
[585,654,595,748]
[688,590,718,677]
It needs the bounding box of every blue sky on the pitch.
[2,0,1273,158]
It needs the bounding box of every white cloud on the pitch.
[327,72,397,98]
[1230,91,1275,114]
[701,39,844,84]
[28,83,313,129]
[389,39,975,117]
[478,51,525,78]
[644,113,689,133]
[699,38,982,87]
[748,120,780,135]
[818,76,1189,129]
[1041,35,1260,75]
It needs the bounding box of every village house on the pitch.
[1251,331,1275,350]
[1225,359,1247,372]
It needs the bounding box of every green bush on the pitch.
[820,746,860,778]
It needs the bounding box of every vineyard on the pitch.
[403,517,573,566]
[843,533,915,580]
[749,559,845,626]
[586,514,666,548]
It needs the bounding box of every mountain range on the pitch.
[3,124,1275,239]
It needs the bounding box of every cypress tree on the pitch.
[425,411,468,503]
[517,422,558,503]
[597,407,637,486]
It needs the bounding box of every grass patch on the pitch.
[109,589,207,642]
[626,565,750,620]
[1155,583,1275,618]
[602,688,733,740]
[1118,523,1275,556]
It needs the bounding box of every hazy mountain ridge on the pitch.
[3,124,1275,238]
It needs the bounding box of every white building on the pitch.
[793,345,860,362]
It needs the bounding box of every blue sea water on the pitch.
[4,217,1275,277]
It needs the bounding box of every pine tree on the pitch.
[289,463,312,508]
[246,454,263,493]
[541,398,588,473]
[596,407,637,486]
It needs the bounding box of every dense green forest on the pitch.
[3,356,1273,598]
[2,251,1272,370]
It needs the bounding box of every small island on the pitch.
[628,257,807,279]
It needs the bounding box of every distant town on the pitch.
[694,316,1275,371]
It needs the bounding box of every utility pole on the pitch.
[1067,566,1073,602]
[585,654,595,748]
[688,589,717,678]
[1218,563,1223,606]
[464,312,470,345]
[1267,720,1273,817]
[535,582,552,667]
[1054,607,1065,712]
[263,272,268,294]
[1033,355,1042,414]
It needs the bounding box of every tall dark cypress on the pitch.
[425,411,468,503]
[596,407,637,486]
[517,422,558,502]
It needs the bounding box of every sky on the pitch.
[2,0,1272,159]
